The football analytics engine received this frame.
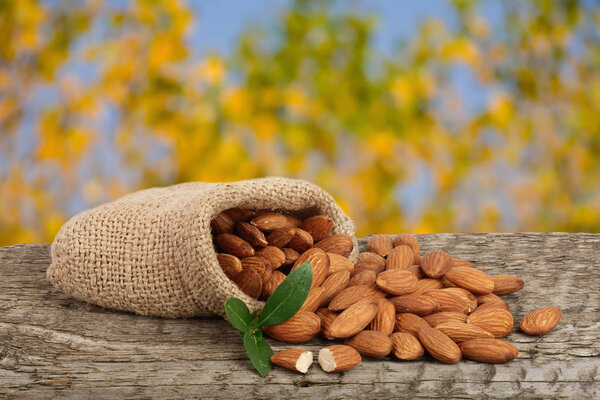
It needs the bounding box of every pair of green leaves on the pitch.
[224,262,313,377]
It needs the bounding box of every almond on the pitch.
[300,215,334,242]
[376,269,419,295]
[356,252,386,270]
[329,285,386,311]
[394,313,429,336]
[263,311,321,343]
[286,228,314,253]
[344,330,393,358]
[251,212,298,231]
[320,270,351,306]
[385,245,414,270]
[266,228,295,248]
[233,269,262,299]
[282,247,300,265]
[256,246,286,269]
[329,299,378,338]
[240,256,266,277]
[223,208,255,222]
[420,250,454,279]
[440,276,456,288]
[453,258,474,268]
[354,259,386,274]
[236,221,268,248]
[261,264,273,285]
[349,269,377,287]
[519,307,561,336]
[318,345,361,372]
[423,290,469,313]
[476,292,503,305]
[417,325,462,364]
[459,339,519,363]
[392,234,420,257]
[406,265,425,279]
[390,332,424,360]
[413,278,444,294]
[435,321,494,342]
[216,233,255,258]
[262,270,286,297]
[442,287,478,313]
[316,307,338,339]
[473,301,509,312]
[423,311,468,327]
[327,252,354,274]
[491,275,525,295]
[370,298,395,336]
[444,267,494,295]
[314,234,354,257]
[211,212,235,234]
[291,248,330,288]
[217,253,242,279]
[271,349,313,374]
[367,234,393,256]
[300,287,325,312]
[467,308,514,338]
[390,294,439,316]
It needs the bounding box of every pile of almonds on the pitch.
[213,210,562,374]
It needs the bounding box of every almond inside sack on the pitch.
[47,177,358,318]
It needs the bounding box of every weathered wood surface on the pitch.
[1,233,599,400]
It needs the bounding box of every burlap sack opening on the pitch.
[48,177,357,318]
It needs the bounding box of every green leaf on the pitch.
[224,297,253,333]
[258,262,313,327]
[242,330,273,377]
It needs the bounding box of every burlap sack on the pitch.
[47,177,358,318]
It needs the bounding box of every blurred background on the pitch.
[1,0,599,245]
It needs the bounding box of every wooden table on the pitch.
[1,234,599,399]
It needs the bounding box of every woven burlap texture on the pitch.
[47,177,358,318]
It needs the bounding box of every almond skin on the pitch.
[417,324,462,364]
[251,212,297,231]
[459,339,519,363]
[344,330,393,358]
[349,269,377,287]
[216,233,255,258]
[282,248,300,265]
[329,285,386,311]
[473,301,509,313]
[233,269,262,299]
[236,222,269,248]
[519,307,562,336]
[423,311,468,327]
[390,294,439,316]
[367,234,394,256]
[223,208,255,222]
[263,311,321,343]
[270,349,313,374]
[386,245,415,270]
[300,287,325,313]
[329,299,378,339]
[394,313,429,336]
[255,246,286,269]
[314,234,354,257]
[240,256,266,277]
[291,248,330,288]
[286,228,314,253]
[217,253,242,279]
[435,322,494,342]
[413,278,444,294]
[392,234,420,257]
[327,253,354,274]
[300,215,334,242]
[356,252,386,270]
[391,332,424,360]
[406,265,426,280]
[420,250,454,279]
[370,298,396,336]
[262,270,286,297]
[468,308,514,338]
[476,292,503,305]
[211,212,235,234]
[423,290,470,314]
[316,307,338,339]
[443,267,495,295]
[318,345,361,372]
[376,269,419,295]
[320,270,351,306]
[491,275,525,295]
[442,288,478,313]
[266,228,295,248]
[354,260,386,274]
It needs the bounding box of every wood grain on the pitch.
[1,234,599,399]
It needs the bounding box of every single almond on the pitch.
[236,221,269,248]
[444,267,495,295]
[423,311,468,327]
[392,234,420,257]
[406,265,426,279]
[300,215,334,242]
[217,253,242,279]
[420,250,454,279]
[263,311,321,343]
[476,292,503,305]
[251,212,298,231]
[320,270,351,306]
[271,349,313,374]
[262,270,286,297]
[316,307,338,339]
[423,290,469,313]
[385,245,414,270]
[519,307,561,336]
[367,234,394,256]
[349,269,377,287]
[216,233,255,258]
[344,330,393,358]
[240,256,266,277]
[286,228,314,253]
[291,248,330,288]
[261,264,273,285]
[453,258,474,268]
[442,287,478,313]
[300,287,325,312]
[318,345,361,372]
[390,294,439,316]
[329,285,386,311]
[376,269,419,295]
[459,339,519,363]
[256,246,286,269]
[473,301,509,312]
[370,298,396,336]
[354,259,386,274]
[390,332,424,360]
[329,299,378,339]
[468,308,514,338]
[327,253,354,274]
[314,234,354,257]
[223,208,255,222]
[356,252,386,270]
[211,212,235,234]
[417,325,462,364]
[233,269,262,299]
[282,247,300,265]
[435,321,494,342]
[266,228,295,248]
[491,275,525,295]
[413,278,444,294]
[394,313,429,336]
